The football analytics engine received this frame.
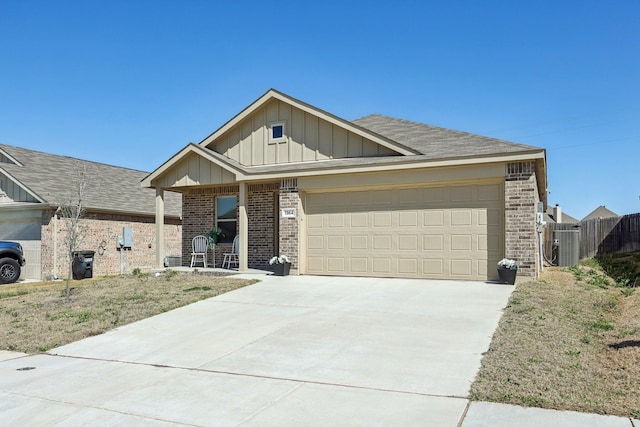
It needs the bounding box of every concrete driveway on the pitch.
[0,274,513,426]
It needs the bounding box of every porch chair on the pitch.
[222,235,239,269]
[190,235,209,268]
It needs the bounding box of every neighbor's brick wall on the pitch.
[505,161,540,278]
[279,178,299,272]
[41,209,181,280]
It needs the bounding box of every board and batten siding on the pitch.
[152,152,236,189]
[0,174,38,203]
[208,99,397,166]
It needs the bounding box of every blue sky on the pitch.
[1,1,638,219]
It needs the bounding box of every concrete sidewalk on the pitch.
[0,274,637,426]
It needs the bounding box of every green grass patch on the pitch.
[471,264,640,418]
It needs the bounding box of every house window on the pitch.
[269,122,286,143]
[216,196,237,243]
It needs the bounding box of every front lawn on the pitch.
[470,259,640,418]
[0,270,254,354]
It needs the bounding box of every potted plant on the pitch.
[497,258,518,285]
[269,255,291,276]
[208,227,222,249]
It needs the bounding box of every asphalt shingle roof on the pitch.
[0,144,181,217]
[582,206,618,221]
[352,114,542,157]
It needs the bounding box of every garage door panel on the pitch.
[327,235,345,250]
[373,212,392,227]
[373,190,393,205]
[451,186,473,202]
[451,210,472,226]
[398,258,418,274]
[350,235,368,250]
[327,257,346,273]
[451,259,472,276]
[350,258,368,273]
[373,235,392,250]
[328,214,345,227]
[486,209,502,226]
[399,211,418,227]
[478,184,501,201]
[307,256,324,273]
[423,187,447,202]
[305,182,503,280]
[424,235,444,250]
[424,210,445,226]
[307,215,324,228]
[423,259,443,275]
[350,212,369,227]
[372,258,392,273]
[451,234,472,251]
[398,235,418,251]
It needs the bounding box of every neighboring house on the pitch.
[143,89,547,280]
[582,205,619,221]
[545,204,579,224]
[0,144,182,281]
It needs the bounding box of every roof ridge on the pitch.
[0,143,150,173]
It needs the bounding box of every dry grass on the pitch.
[0,271,255,354]
[470,266,640,418]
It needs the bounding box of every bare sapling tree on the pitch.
[58,162,93,302]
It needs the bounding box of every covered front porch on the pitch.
[141,144,301,274]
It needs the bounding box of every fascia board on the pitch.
[0,147,23,167]
[141,144,247,188]
[238,150,547,181]
[198,89,277,147]
[0,202,50,212]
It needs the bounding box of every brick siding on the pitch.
[182,184,278,270]
[505,161,540,278]
[41,209,181,280]
[278,178,299,272]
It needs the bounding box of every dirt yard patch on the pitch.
[0,271,255,354]
[470,266,640,418]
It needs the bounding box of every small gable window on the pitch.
[269,122,286,144]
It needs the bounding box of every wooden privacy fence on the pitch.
[544,213,640,261]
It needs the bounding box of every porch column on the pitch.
[239,181,248,271]
[155,187,165,268]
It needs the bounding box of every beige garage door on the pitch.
[304,183,503,280]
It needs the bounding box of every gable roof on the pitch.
[199,89,419,156]
[0,144,181,218]
[352,114,541,158]
[582,205,618,221]
[143,89,546,204]
[545,206,579,224]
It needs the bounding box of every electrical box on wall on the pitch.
[123,227,133,248]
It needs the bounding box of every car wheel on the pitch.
[0,258,21,284]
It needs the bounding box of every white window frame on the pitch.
[269,122,286,144]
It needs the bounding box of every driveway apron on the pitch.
[1,275,513,426]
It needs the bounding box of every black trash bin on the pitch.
[72,250,95,280]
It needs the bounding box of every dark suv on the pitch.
[0,241,26,284]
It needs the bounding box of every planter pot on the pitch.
[273,262,291,276]
[498,267,517,285]
[272,262,291,276]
